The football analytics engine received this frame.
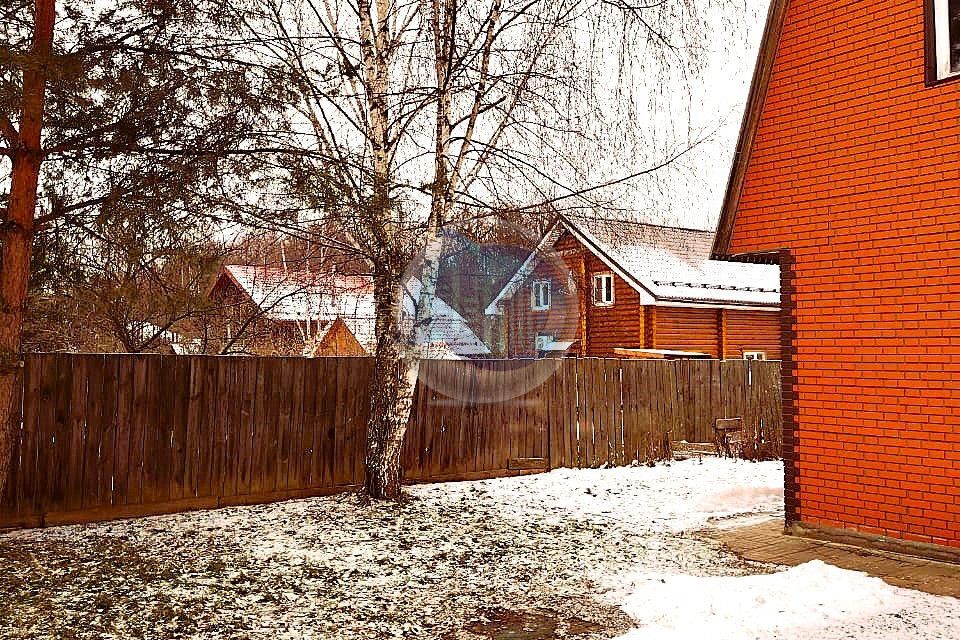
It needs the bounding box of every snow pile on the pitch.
[423,457,784,534]
[605,560,960,640]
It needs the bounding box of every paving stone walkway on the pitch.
[714,519,960,598]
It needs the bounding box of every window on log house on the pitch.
[592,273,614,306]
[531,280,551,310]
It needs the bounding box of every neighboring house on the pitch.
[126,321,203,355]
[711,1,960,555]
[209,265,490,359]
[434,231,530,349]
[485,214,781,359]
[209,265,375,355]
[399,276,492,359]
[308,317,368,357]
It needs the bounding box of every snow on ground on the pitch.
[0,458,957,640]
[445,456,785,535]
[604,560,960,640]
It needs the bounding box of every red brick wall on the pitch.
[727,0,960,547]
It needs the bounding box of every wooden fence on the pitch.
[0,354,780,529]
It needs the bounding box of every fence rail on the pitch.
[0,354,780,529]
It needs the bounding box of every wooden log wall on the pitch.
[0,354,781,529]
[651,307,723,357]
[723,309,784,360]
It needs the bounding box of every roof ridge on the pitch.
[561,213,714,235]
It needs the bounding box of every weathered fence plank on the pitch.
[113,357,134,506]
[66,354,87,512]
[0,354,781,529]
[0,364,25,524]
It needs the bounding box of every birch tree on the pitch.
[220,0,730,499]
[0,0,743,499]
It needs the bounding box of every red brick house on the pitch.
[712,1,960,557]
[485,215,782,359]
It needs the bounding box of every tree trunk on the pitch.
[413,232,444,349]
[364,274,420,500]
[0,0,56,496]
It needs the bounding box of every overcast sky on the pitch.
[613,0,768,230]
[2,0,771,238]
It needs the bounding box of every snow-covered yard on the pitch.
[1,458,957,639]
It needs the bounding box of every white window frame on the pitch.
[743,351,767,361]
[934,0,960,80]
[592,272,615,306]
[530,280,551,311]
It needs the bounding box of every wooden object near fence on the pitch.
[0,355,780,529]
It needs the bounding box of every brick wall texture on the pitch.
[727,0,960,547]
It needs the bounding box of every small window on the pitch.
[531,280,551,310]
[743,351,767,361]
[932,0,960,80]
[592,273,614,306]
[535,333,554,352]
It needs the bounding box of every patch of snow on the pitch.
[695,485,785,515]
[3,458,957,639]
[605,560,960,640]
[421,457,784,534]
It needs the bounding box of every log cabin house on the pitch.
[208,265,376,355]
[710,0,960,557]
[209,265,490,358]
[485,215,782,359]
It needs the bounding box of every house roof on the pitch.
[400,276,491,357]
[214,265,489,357]
[711,0,791,257]
[486,214,780,313]
[216,265,374,322]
